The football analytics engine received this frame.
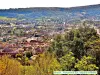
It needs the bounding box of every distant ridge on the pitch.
[0,4,100,21]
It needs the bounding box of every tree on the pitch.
[64,29,85,59]
[71,37,85,59]
[85,39,100,74]
[64,25,99,59]
[32,52,61,75]
[0,55,21,75]
[85,39,100,64]
[48,34,66,58]
[59,51,75,71]
[75,56,98,71]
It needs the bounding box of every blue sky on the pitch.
[0,0,100,9]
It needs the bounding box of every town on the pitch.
[0,6,100,75]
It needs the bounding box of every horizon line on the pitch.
[0,4,100,10]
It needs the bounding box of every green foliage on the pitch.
[59,51,75,70]
[48,24,100,74]
[48,24,99,59]
[32,52,61,75]
[18,52,62,75]
[0,16,16,21]
[85,39,100,73]
[64,25,99,59]
[75,56,98,71]
[20,66,35,75]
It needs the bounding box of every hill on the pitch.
[0,4,100,22]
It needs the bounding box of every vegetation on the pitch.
[0,23,100,75]
[0,55,21,75]
[19,52,61,75]
[75,56,98,71]
[48,24,100,74]
[59,51,75,71]
[32,52,61,75]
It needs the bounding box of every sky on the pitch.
[0,0,100,9]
